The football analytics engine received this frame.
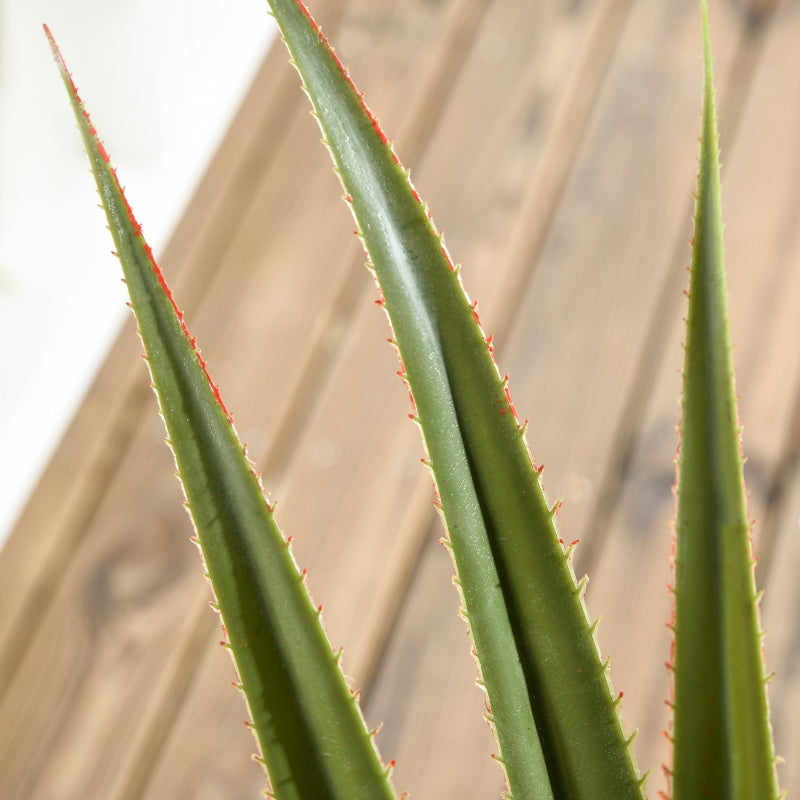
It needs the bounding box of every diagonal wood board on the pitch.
[1,1,798,797]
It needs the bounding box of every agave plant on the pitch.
[45,0,782,797]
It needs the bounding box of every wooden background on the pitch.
[1,0,798,796]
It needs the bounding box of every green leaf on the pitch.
[45,25,397,800]
[670,3,779,797]
[266,2,644,798]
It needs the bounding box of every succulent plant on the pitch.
[46,0,781,797]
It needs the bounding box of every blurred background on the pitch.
[0,0,273,546]
[1,0,798,797]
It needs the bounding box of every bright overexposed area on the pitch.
[0,1,275,547]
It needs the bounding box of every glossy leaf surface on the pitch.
[266,2,643,797]
[670,4,778,797]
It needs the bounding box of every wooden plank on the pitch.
[497,0,743,556]
[366,527,503,799]
[1,0,798,798]
[122,610,267,799]
[0,426,204,797]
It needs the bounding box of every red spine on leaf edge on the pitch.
[44,24,234,426]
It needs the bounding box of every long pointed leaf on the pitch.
[266,3,644,797]
[670,4,779,797]
[46,25,397,800]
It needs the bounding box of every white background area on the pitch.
[0,1,275,548]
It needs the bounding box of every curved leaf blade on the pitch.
[266,3,644,798]
[46,25,397,800]
[670,4,779,797]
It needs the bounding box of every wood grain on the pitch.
[1,0,798,797]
